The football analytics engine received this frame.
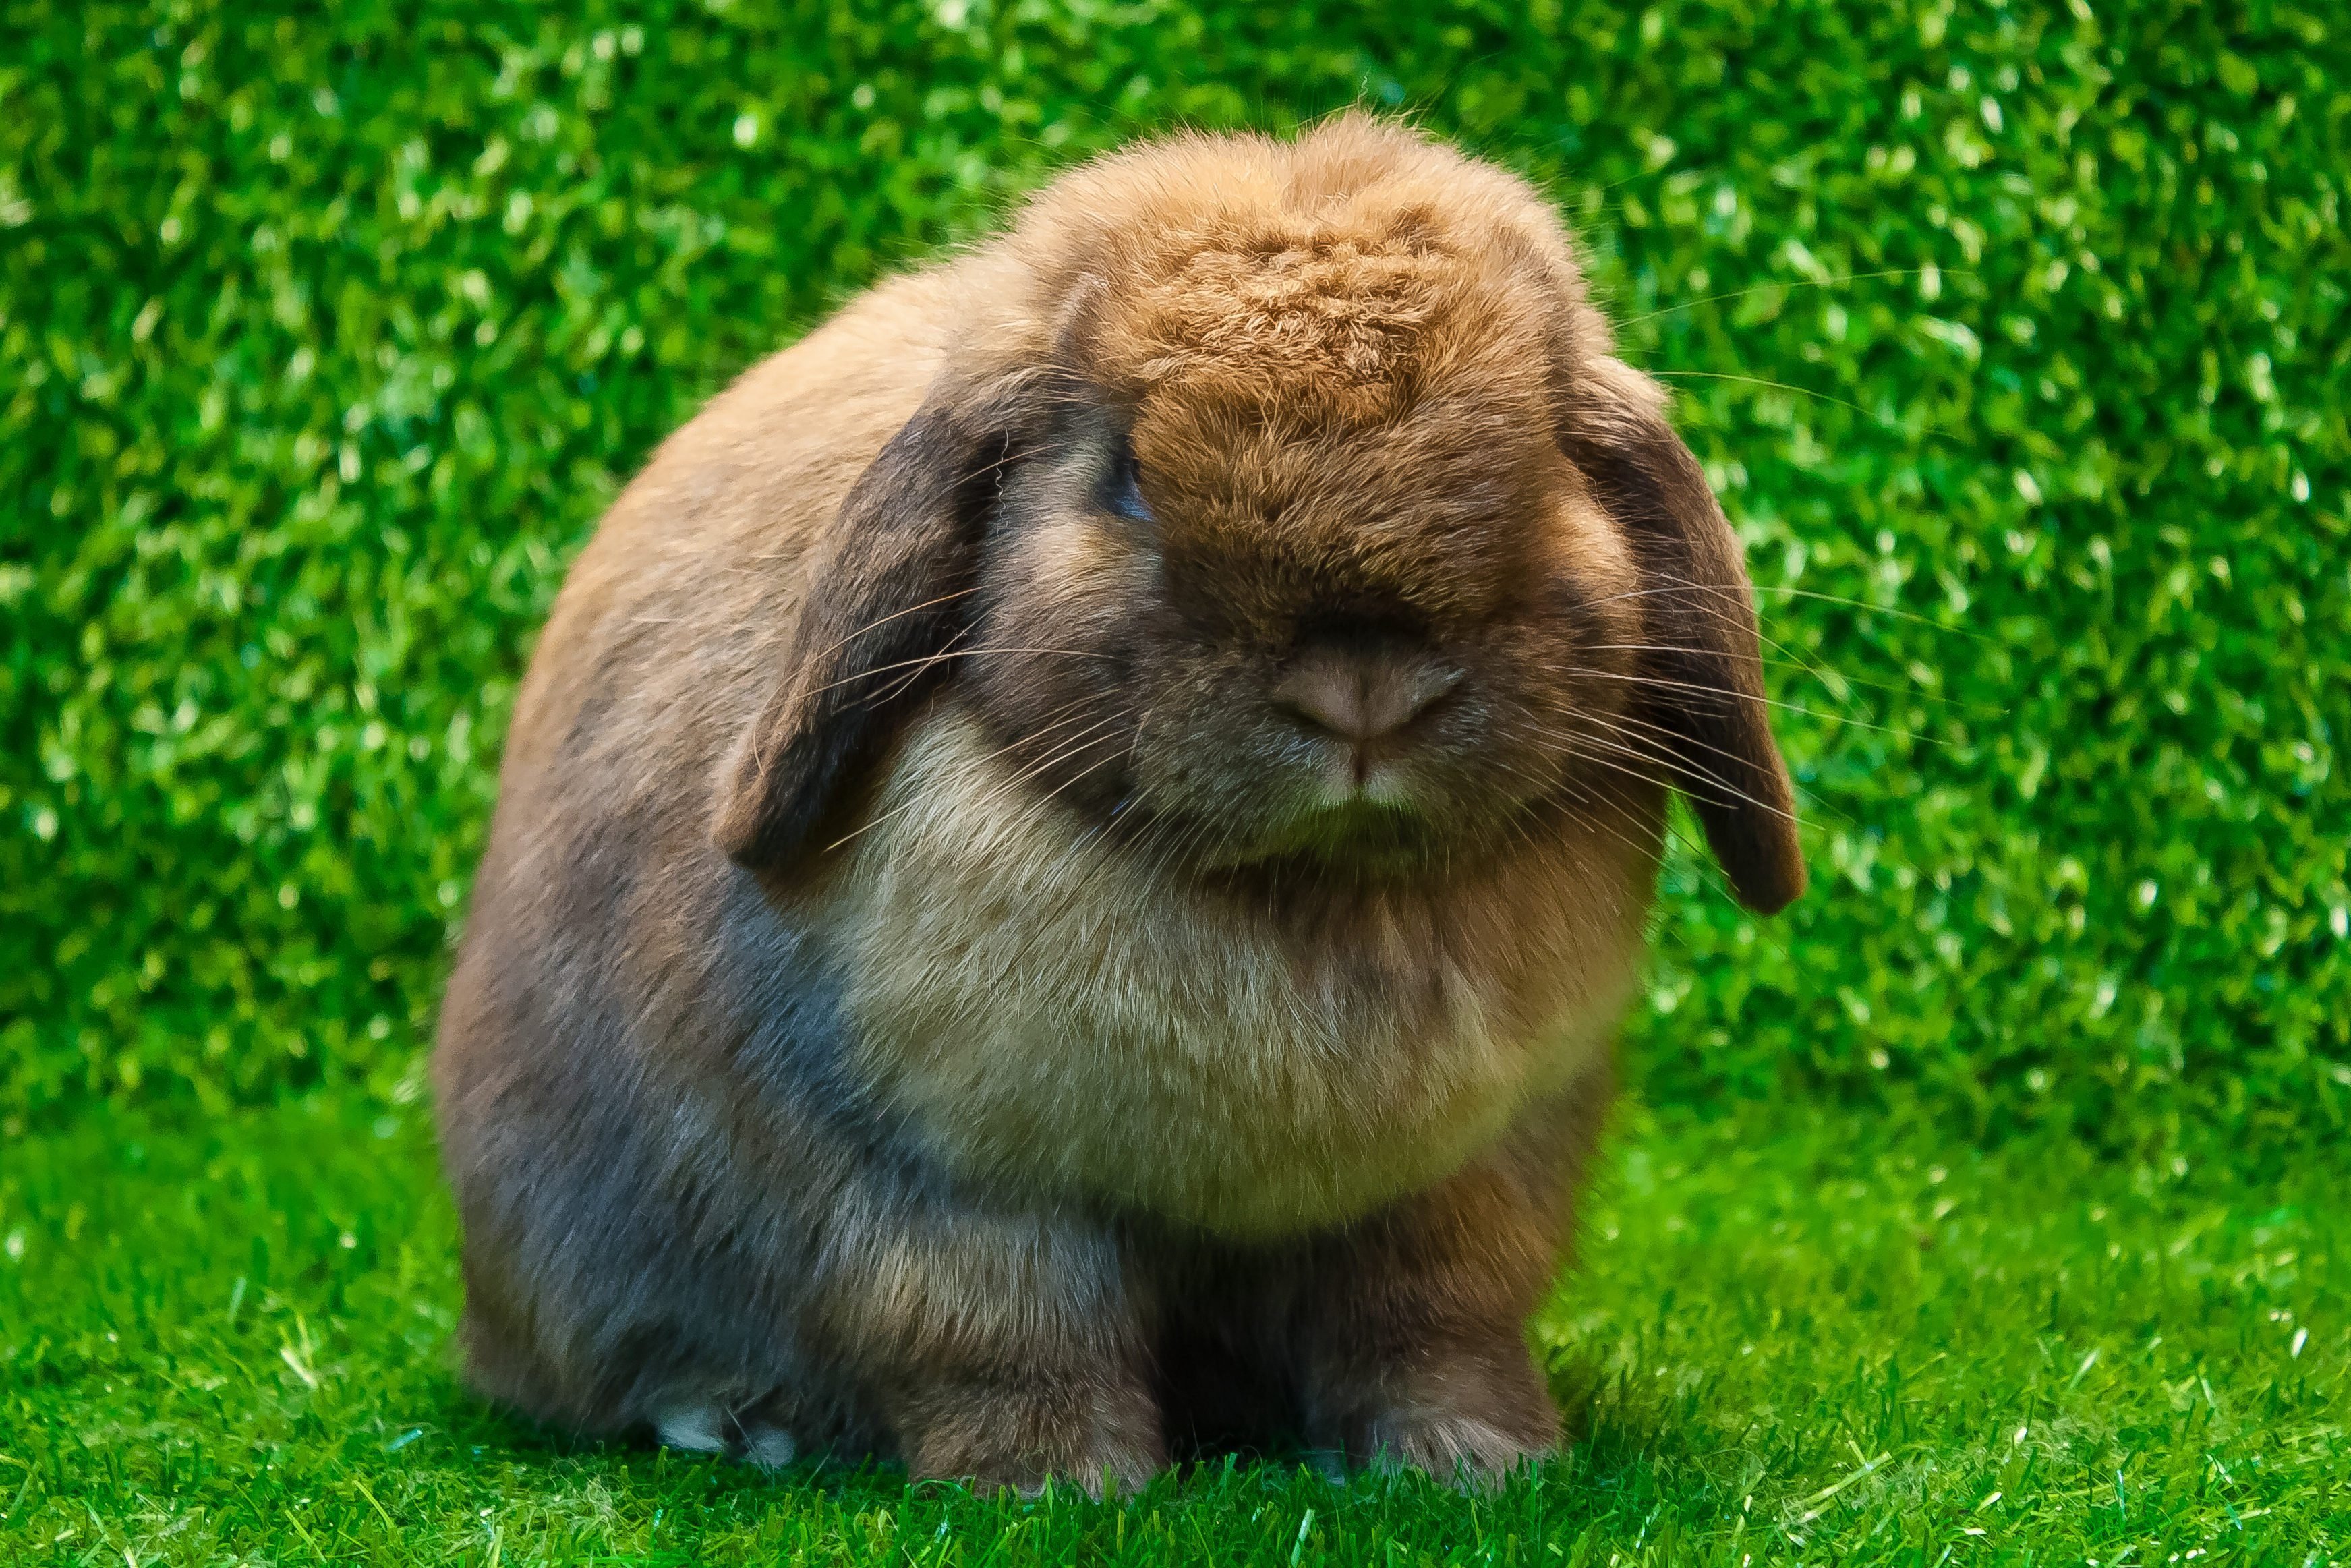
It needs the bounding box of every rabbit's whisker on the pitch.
[867,619,979,705]
[1536,726,1754,818]
[1572,705,1844,830]
[1628,364,1967,444]
[812,587,985,660]
[811,645,1126,703]
[1573,578,1987,641]
[1487,757,1673,896]
[958,716,1138,823]
[1613,267,1971,329]
[1544,720,1801,825]
[1549,740,1729,815]
[817,704,1113,854]
[1575,641,1967,710]
[1556,667,1938,745]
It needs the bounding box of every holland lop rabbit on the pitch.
[433,116,1803,1493]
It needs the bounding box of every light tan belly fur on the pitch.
[823,708,1656,1236]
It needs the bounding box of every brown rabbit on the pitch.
[432,114,1803,1494]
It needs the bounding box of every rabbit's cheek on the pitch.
[821,706,1658,1237]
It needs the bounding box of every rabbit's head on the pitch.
[716,117,1804,912]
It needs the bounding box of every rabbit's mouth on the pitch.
[1214,794,1450,877]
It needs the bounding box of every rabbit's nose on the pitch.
[1274,648,1462,744]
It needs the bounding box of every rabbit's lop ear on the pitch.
[1562,362,1807,914]
[713,388,1006,872]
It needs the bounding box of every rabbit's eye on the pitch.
[1104,447,1154,525]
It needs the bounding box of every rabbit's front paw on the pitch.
[1349,1402,1555,1490]
[1313,1347,1560,1491]
[901,1378,1164,1498]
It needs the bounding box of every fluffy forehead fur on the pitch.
[979,113,1602,390]
[961,118,1605,608]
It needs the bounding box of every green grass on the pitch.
[4,1092,2342,1565]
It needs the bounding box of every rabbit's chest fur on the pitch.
[818,707,1657,1237]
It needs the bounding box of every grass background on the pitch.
[5,0,2347,1150]
[3,0,2348,1561]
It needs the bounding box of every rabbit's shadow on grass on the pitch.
[437,1348,1740,1532]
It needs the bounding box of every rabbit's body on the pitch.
[436,118,1800,1490]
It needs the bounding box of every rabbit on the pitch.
[431,113,1804,1495]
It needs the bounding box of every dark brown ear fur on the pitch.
[1561,368,1807,914]
[713,393,1006,871]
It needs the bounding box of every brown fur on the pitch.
[432,115,1802,1494]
